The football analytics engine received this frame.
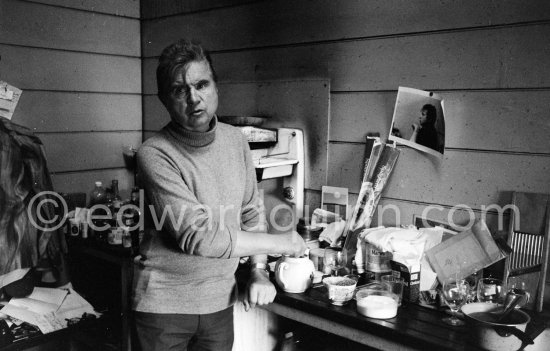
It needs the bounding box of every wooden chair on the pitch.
[503,192,550,312]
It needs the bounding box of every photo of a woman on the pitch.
[389,87,445,158]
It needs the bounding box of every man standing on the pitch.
[133,39,307,350]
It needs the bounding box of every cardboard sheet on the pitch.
[425,220,506,284]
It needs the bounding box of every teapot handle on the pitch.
[278,262,290,288]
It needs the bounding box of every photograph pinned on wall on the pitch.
[0,81,22,121]
[388,87,445,158]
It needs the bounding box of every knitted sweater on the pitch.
[132,116,264,314]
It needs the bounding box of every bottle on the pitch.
[111,179,123,213]
[89,181,106,207]
[107,180,123,246]
[108,213,123,246]
[88,183,106,241]
[122,213,134,251]
[130,186,140,207]
[104,186,114,215]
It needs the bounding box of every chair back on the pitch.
[504,192,550,312]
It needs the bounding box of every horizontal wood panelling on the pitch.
[304,191,510,233]
[327,144,550,209]
[330,90,550,154]
[141,0,260,19]
[51,168,136,199]
[39,131,142,172]
[1,45,141,93]
[142,24,550,94]
[24,0,140,18]
[373,198,510,234]
[4,0,141,211]
[141,0,550,56]
[141,0,550,302]
[14,91,141,132]
[142,95,171,131]
[1,0,140,56]
[330,92,396,143]
[219,79,329,190]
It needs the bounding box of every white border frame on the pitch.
[388,87,445,158]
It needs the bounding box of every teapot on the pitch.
[274,255,315,293]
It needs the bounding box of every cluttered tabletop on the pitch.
[249,196,550,351]
[261,273,550,351]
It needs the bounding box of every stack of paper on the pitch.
[0,287,99,334]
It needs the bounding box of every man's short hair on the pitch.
[156,39,217,103]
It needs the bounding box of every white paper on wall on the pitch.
[0,81,22,120]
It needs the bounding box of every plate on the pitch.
[218,116,268,126]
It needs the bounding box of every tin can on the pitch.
[365,243,392,273]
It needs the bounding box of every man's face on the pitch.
[164,60,218,132]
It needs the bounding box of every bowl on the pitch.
[355,283,399,319]
[461,302,531,351]
[323,276,357,305]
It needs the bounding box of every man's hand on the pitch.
[282,231,308,257]
[243,269,276,312]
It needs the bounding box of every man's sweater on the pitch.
[132,116,264,314]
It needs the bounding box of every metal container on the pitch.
[296,219,323,241]
[461,302,532,351]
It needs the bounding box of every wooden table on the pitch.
[261,281,549,351]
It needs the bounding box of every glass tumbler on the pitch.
[476,277,503,303]
[324,248,346,276]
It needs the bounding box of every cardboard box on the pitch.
[390,260,421,303]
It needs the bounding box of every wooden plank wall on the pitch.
[141,0,550,300]
[1,0,141,200]
[141,0,550,228]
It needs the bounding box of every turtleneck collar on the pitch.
[165,115,218,147]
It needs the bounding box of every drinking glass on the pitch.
[464,271,481,303]
[381,275,404,306]
[324,248,346,276]
[476,277,503,303]
[441,278,468,326]
[505,280,530,309]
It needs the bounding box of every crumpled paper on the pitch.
[318,220,346,247]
